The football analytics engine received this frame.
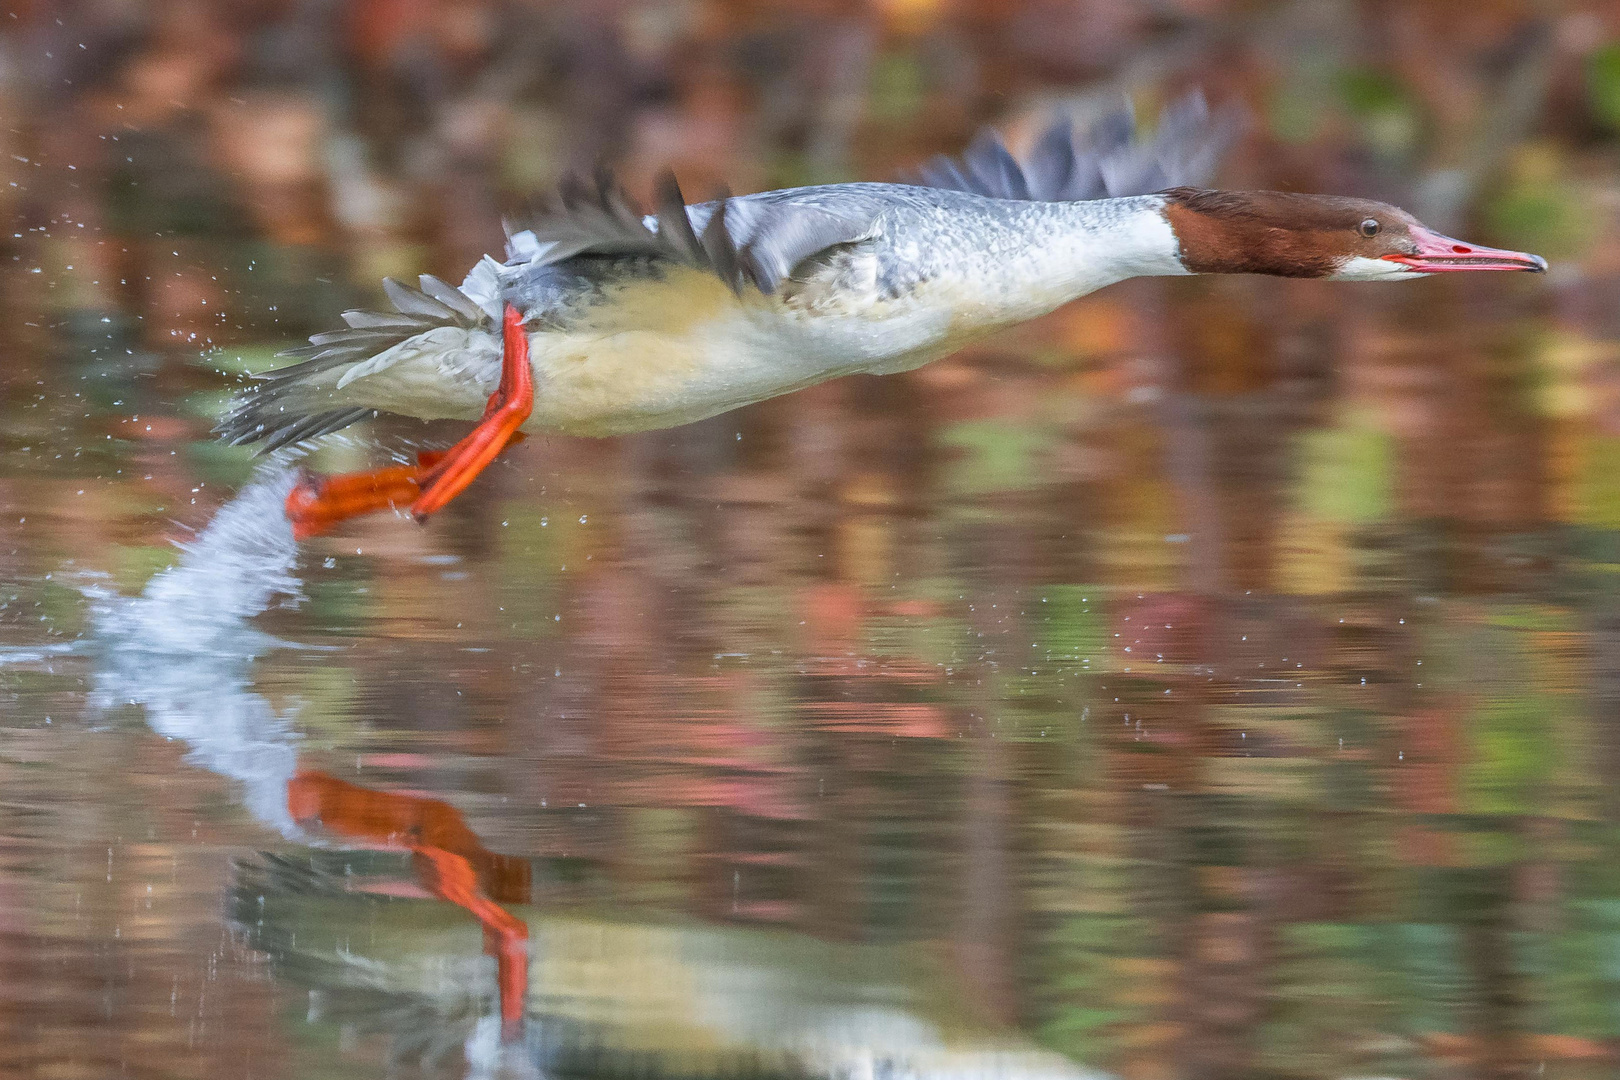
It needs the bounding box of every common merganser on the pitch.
[216,95,1546,538]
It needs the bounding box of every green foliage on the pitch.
[936,420,1055,496]
[1576,436,1620,529]
[1391,921,1467,1034]
[303,562,377,633]
[1484,603,1573,634]
[1463,695,1560,817]
[113,544,178,592]
[1486,183,1587,259]
[1268,75,1331,145]
[868,50,928,125]
[1034,585,1107,664]
[1547,897,1620,1036]
[184,438,259,488]
[1337,68,1420,158]
[1037,913,1138,1061]
[1262,921,1396,1075]
[31,577,88,640]
[1295,423,1392,524]
[494,502,561,638]
[1586,43,1620,130]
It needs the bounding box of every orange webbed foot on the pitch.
[285,462,425,540]
[282,302,534,539]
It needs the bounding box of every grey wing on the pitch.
[913,91,1243,202]
[504,169,879,296]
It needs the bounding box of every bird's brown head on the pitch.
[1160,188,1547,280]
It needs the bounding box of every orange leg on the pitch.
[409,303,534,520]
[288,771,532,1041]
[284,303,534,540]
[413,845,530,1039]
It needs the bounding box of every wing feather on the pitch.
[505,169,878,297]
[418,274,486,323]
[912,91,1242,202]
[735,202,875,294]
[381,277,459,321]
[653,172,709,269]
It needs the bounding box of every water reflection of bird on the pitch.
[82,470,537,1065]
[234,849,1111,1080]
[80,476,1114,1080]
[215,93,1547,538]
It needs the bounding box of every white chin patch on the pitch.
[1327,255,1422,281]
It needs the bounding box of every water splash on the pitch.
[87,468,302,652]
[84,467,306,837]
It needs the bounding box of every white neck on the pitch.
[949,196,1189,326]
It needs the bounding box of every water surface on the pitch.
[3,263,1617,1080]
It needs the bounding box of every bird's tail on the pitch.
[216,270,501,453]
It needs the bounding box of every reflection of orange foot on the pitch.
[284,303,534,540]
[288,770,532,1041]
[414,845,531,1040]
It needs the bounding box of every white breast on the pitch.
[521,267,958,436]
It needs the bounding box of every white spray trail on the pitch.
[85,468,308,838]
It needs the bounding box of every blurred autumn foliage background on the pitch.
[12,3,1620,1080]
[4,0,1619,343]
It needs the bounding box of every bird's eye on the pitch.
[1359,218,1381,238]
